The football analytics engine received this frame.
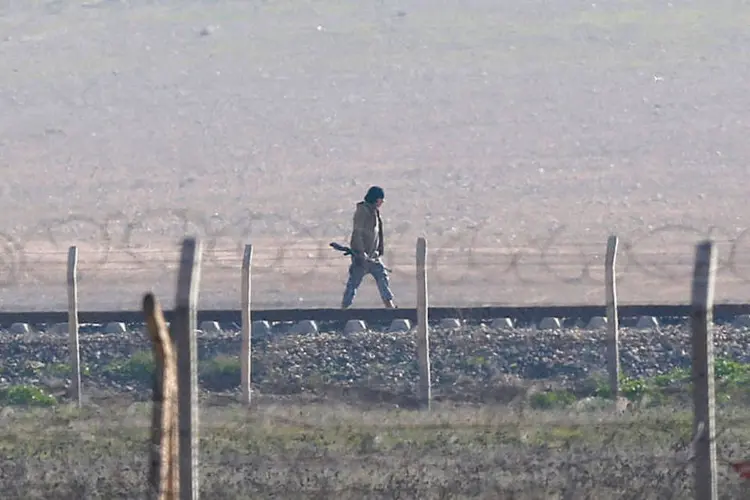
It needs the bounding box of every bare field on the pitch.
[2,0,750,309]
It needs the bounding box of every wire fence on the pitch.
[4,243,750,310]
[4,210,750,309]
[3,234,750,497]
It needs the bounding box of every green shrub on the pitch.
[580,359,750,407]
[620,377,649,401]
[715,359,750,386]
[587,369,683,403]
[529,390,576,410]
[651,367,690,388]
[44,363,91,377]
[200,355,241,391]
[0,385,57,406]
[103,350,154,385]
[47,363,71,376]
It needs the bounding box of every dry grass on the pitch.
[2,395,750,499]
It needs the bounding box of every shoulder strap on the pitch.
[376,209,384,256]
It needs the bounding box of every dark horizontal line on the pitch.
[0,304,748,328]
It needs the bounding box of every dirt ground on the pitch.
[2,0,750,310]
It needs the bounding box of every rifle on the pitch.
[329,242,356,256]
[329,242,392,272]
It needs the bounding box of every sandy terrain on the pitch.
[2,0,750,310]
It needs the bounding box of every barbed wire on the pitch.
[3,210,750,289]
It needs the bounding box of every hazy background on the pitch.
[1,0,749,310]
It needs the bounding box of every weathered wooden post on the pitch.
[605,235,620,399]
[416,236,431,410]
[67,245,82,406]
[240,244,253,405]
[690,239,718,500]
[144,292,179,500]
[172,237,202,500]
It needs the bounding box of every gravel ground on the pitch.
[2,322,749,405]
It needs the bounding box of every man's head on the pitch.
[364,185,385,208]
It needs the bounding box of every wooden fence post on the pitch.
[605,235,620,399]
[171,237,202,500]
[67,245,82,407]
[240,244,253,405]
[144,293,179,500]
[416,237,431,410]
[690,239,718,500]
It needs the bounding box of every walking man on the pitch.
[341,186,397,309]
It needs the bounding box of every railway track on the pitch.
[0,303,748,330]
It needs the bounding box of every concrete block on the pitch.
[9,322,30,334]
[733,314,750,328]
[538,317,561,330]
[635,316,659,330]
[490,317,514,329]
[275,321,295,335]
[440,318,461,329]
[199,321,222,334]
[252,320,272,337]
[586,316,607,330]
[344,319,367,334]
[104,322,127,334]
[292,320,318,334]
[388,318,411,333]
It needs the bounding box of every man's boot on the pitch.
[383,299,397,309]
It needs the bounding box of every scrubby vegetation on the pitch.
[1,398,750,499]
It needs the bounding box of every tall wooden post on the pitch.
[67,246,82,406]
[605,235,620,399]
[240,244,253,405]
[172,238,202,500]
[416,237,431,410]
[144,292,179,500]
[691,240,718,500]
